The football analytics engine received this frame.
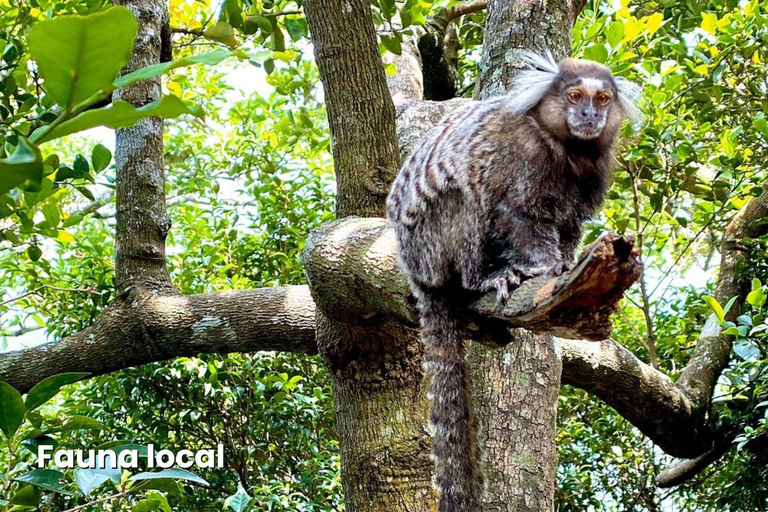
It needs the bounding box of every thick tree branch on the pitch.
[654,180,768,482]
[301,217,730,460]
[430,0,488,31]
[677,181,768,408]
[0,286,316,393]
[656,434,734,487]
[304,218,641,340]
[561,339,710,458]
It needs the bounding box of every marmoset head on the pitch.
[507,52,641,143]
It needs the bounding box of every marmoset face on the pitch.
[563,77,617,140]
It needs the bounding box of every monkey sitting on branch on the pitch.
[386,52,641,512]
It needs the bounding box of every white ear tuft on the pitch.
[615,76,643,125]
[506,50,561,116]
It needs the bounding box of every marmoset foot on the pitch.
[480,269,521,303]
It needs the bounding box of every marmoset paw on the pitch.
[561,260,575,273]
[480,270,520,303]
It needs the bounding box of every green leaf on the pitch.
[583,43,609,63]
[132,499,163,512]
[27,245,43,262]
[13,469,79,496]
[42,415,107,434]
[20,435,57,454]
[27,7,138,110]
[8,485,42,506]
[271,26,286,52]
[0,381,25,440]
[747,286,766,308]
[91,144,112,173]
[225,486,252,512]
[380,34,402,55]
[25,373,90,412]
[606,21,624,48]
[114,50,234,89]
[0,137,44,195]
[285,18,307,41]
[703,295,725,324]
[204,21,239,48]
[129,469,209,487]
[723,296,739,317]
[244,16,273,36]
[701,12,718,35]
[34,96,204,144]
[146,491,172,512]
[74,468,110,497]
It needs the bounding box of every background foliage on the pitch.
[1,0,767,510]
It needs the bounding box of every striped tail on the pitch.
[418,290,484,512]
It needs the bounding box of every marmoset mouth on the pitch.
[571,127,602,139]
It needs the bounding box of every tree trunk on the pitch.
[304,1,435,508]
[304,0,400,218]
[113,0,173,295]
[476,0,585,100]
[472,1,584,509]
[315,315,436,511]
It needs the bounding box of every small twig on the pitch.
[60,489,134,512]
[1,289,42,307]
[431,0,488,31]
[1,286,99,307]
[172,26,204,36]
[628,163,659,369]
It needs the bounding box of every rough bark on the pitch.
[561,339,710,458]
[304,2,436,508]
[657,180,768,482]
[304,0,400,218]
[470,1,585,508]
[472,331,561,511]
[676,181,768,408]
[315,315,436,511]
[113,0,173,295]
[476,0,586,100]
[0,286,317,393]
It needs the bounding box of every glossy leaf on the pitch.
[27,7,137,110]
[25,372,90,412]
[0,137,43,195]
[0,381,25,440]
[34,96,204,144]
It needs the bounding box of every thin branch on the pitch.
[628,163,660,369]
[431,0,488,32]
[61,489,134,512]
[172,26,205,36]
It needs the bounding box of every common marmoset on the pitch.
[386,52,640,511]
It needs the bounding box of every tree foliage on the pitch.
[1,0,768,510]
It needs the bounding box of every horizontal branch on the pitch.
[430,0,488,32]
[303,217,719,458]
[561,339,711,458]
[0,286,317,393]
[304,217,641,340]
